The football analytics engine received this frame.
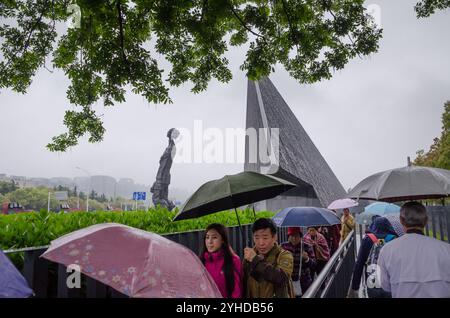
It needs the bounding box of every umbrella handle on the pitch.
[235,208,246,247]
[299,241,303,284]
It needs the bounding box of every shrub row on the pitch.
[0,207,275,251]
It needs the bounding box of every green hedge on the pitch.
[0,207,275,251]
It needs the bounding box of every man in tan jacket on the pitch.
[340,208,355,244]
[242,218,294,298]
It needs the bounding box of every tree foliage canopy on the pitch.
[3,185,109,210]
[415,0,450,18]
[0,180,18,195]
[1,0,385,151]
[414,101,450,170]
[4,186,59,210]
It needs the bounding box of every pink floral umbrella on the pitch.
[41,223,222,298]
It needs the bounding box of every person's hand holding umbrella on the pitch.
[305,233,319,254]
[311,237,319,248]
[244,247,257,263]
[302,251,309,261]
[307,229,317,243]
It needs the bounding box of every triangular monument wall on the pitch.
[245,77,347,211]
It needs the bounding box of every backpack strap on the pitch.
[367,233,378,243]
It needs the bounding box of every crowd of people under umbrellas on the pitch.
[199,202,450,298]
[2,165,448,298]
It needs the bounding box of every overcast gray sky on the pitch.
[0,0,448,196]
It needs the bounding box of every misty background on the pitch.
[0,0,448,202]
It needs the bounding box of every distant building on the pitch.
[168,187,191,203]
[90,175,117,199]
[27,178,51,188]
[74,177,89,194]
[116,178,135,199]
[135,183,148,193]
[2,172,152,201]
[9,175,27,187]
[49,177,75,189]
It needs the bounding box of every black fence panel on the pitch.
[426,206,450,243]
[22,248,49,298]
[86,276,108,298]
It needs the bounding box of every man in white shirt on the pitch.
[378,201,450,298]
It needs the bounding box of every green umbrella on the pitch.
[173,171,296,230]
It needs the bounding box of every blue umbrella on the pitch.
[272,207,341,227]
[356,202,401,225]
[0,249,34,298]
[272,207,340,284]
[364,202,401,214]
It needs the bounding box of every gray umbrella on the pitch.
[348,160,450,203]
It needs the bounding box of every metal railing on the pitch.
[302,229,356,298]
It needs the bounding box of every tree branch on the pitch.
[200,0,208,22]
[21,6,46,55]
[1,0,50,71]
[280,0,300,53]
[116,0,128,62]
[227,1,264,39]
[327,9,362,59]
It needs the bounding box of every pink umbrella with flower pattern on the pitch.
[41,223,222,298]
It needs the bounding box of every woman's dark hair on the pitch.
[252,218,277,235]
[200,223,235,298]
